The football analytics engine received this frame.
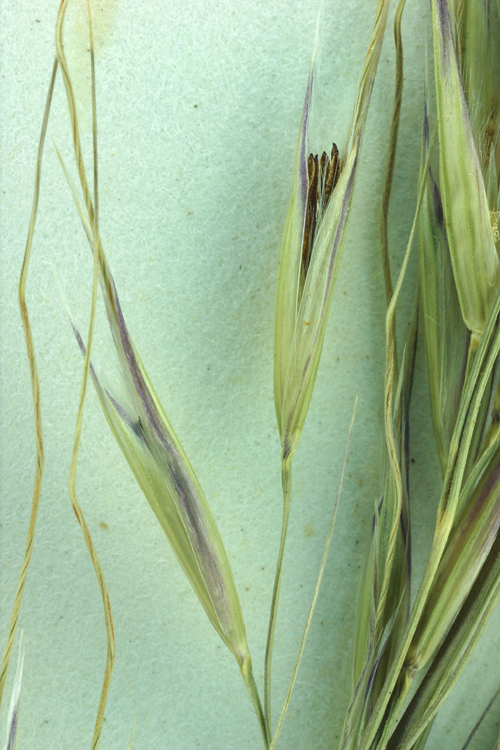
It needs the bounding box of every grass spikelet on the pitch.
[431,0,500,337]
[274,0,391,464]
[418,97,468,473]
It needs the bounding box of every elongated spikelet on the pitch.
[54,0,253,678]
[431,0,500,336]
[418,100,468,473]
[274,0,391,462]
[62,197,254,673]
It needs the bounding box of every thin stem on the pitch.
[264,457,293,736]
[460,683,500,750]
[269,397,358,750]
[55,3,116,748]
[241,658,270,749]
[0,56,58,711]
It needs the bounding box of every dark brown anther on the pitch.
[324,143,340,204]
[301,154,319,278]
[307,152,316,182]
[309,153,319,240]
[301,145,342,282]
[320,151,329,198]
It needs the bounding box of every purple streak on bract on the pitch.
[363,625,394,716]
[299,70,314,212]
[106,390,146,441]
[436,0,453,67]
[374,495,384,534]
[456,458,500,566]
[109,282,231,636]
[430,167,444,227]
[341,623,391,749]
[423,95,430,146]
[6,703,19,750]
[169,460,228,604]
[112,282,170,449]
[70,319,109,401]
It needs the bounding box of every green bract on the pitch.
[432,0,500,336]
[274,0,391,461]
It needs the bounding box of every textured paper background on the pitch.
[1,1,500,748]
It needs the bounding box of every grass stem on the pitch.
[264,457,293,737]
[241,658,270,749]
[0,54,57,714]
[269,397,358,750]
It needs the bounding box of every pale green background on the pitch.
[1,1,499,748]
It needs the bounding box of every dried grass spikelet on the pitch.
[431,0,500,339]
[57,1,249,670]
[403,33,500,698]
[81,300,253,669]
[417,1,500,653]
[421,0,500,489]
[428,0,500,488]
[389,265,500,750]
[417,99,468,474]
[274,0,391,463]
